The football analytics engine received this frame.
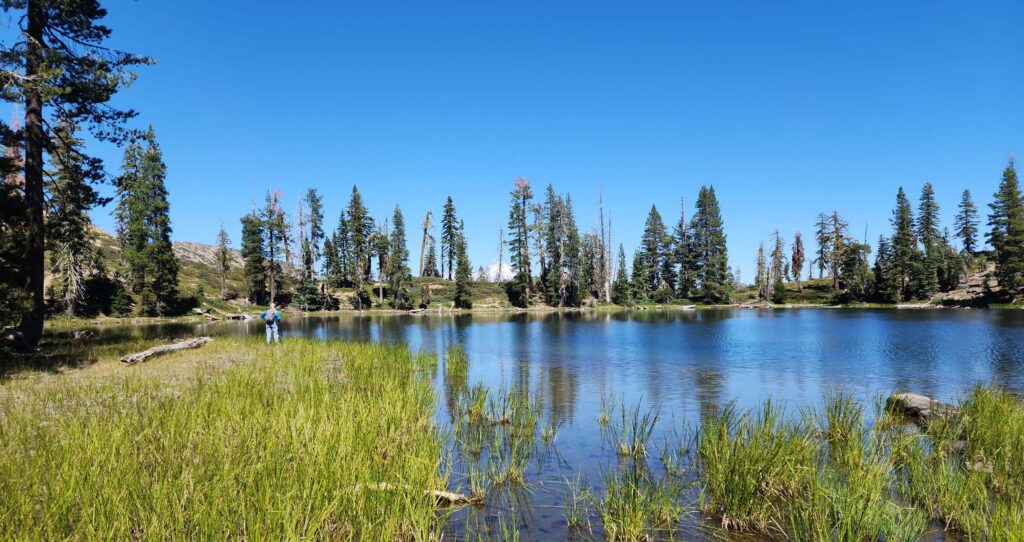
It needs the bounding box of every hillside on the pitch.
[84,226,248,303]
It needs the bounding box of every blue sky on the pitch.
[15,1,1024,278]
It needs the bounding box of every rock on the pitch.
[887,392,958,426]
[72,330,94,339]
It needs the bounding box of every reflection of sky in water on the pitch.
[79,310,1024,540]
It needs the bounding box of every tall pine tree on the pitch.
[387,205,412,308]
[955,189,979,254]
[988,160,1024,297]
[691,186,730,303]
[240,212,266,304]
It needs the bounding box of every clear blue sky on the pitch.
[32,1,1024,278]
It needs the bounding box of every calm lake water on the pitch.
[78,309,1024,540]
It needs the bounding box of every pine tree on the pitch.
[215,223,231,299]
[372,219,389,306]
[304,188,324,275]
[262,190,289,304]
[423,235,440,277]
[240,212,266,304]
[891,187,917,301]
[542,185,562,303]
[386,205,412,308]
[691,186,730,303]
[612,244,632,305]
[2,0,151,347]
[755,242,769,301]
[791,232,805,292]
[873,236,900,303]
[562,194,583,306]
[813,213,830,280]
[828,212,848,292]
[988,160,1024,296]
[838,240,872,302]
[636,205,669,299]
[674,197,696,299]
[114,128,178,315]
[46,120,100,315]
[955,189,979,253]
[441,196,458,280]
[333,210,351,286]
[769,230,787,303]
[346,187,374,286]
[0,123,29,329]
[917,182,941,296]
[506,177,533,306]
[453,220,473,308]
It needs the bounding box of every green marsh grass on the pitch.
[0,337,446,540]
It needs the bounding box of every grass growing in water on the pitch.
[0,338,446,540]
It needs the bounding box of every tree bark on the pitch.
[17,0,46,349]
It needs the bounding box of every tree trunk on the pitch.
[17,0,46,349]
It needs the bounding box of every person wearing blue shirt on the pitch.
[260,303,282,344]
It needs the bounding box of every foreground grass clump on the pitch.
[0,338,445,540]
[696,388,1024,540]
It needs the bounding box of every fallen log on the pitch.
[350,482,481,506]
[121,337,213,364]
[886,392,959,427]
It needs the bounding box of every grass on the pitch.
[0,337,446,540]
[609,399,659,458]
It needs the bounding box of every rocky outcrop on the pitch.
[886,392,958,427]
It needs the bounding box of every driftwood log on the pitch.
[349,482,481,507]
[121,337,213,364]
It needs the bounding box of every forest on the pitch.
[2,0,1024,354]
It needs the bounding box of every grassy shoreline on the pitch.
[2,336,1024,539]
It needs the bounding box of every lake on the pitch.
[78,309,1024,540]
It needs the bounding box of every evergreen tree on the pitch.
[114,127,178,315]
[441,196,458,279]
[506,177,533,306]
[240,212,266,304]
[691,186,730,303]
[423,236,440,277]
[561,194,583,306]
[755,243,769,301]
[372,220,389,306]
[386,206,412,308]
[612,244,632,305]
[215,223,231,299]
[813,212,831,280]
[333,210,351,286]
[542,185,562,303]
[346,185,374,285]
[2,0,151,347]
[988,160,1024,296]
[891,187,917,300]
[955,189,979,253]
[791,232,805,291]
[838,240,872,302]
[828,212,848,292]
[769,230,786,303]
[636,205,670,299]
[674,197,696,299]
[917,182,942,296]
[0,123,29,329]
[262,189,288,304]
[453,220,473,308]
[46,120,100,315]
[580,233,599,301]
[873,236,900,303]
[304,188,324,274]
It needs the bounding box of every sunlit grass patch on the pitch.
[0,337,446,540]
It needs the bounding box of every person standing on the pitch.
[260,303,282,344]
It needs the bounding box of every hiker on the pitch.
[260,303,282,344]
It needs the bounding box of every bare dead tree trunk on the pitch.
[419,210,432,277]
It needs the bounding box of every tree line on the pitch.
[752,161,1023,305]
[2,0,1024,356]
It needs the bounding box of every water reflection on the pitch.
[69,309,1024,541]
